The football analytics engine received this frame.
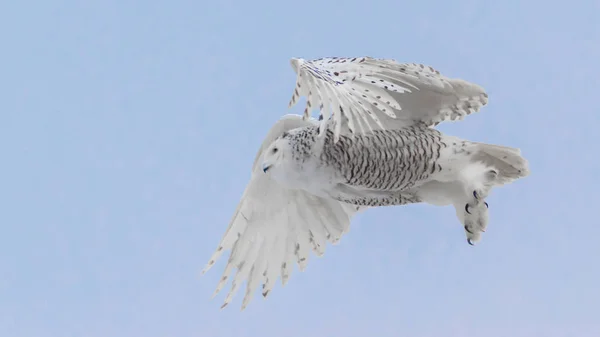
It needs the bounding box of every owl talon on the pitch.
[460,201,489,246]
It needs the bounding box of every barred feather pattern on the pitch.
[332,193,422,207]
[283,123,448,205]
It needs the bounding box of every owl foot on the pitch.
[469,186,489,204]
[469,169,498,203]
[460,201,489,245]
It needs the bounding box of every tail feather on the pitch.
[472,142,530,185]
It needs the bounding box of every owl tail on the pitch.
[471,142,530,185]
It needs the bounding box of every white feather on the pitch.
[202,115,364,310]
[203,56,521,311]
[288,57,488,140]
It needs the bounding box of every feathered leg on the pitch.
[418,138,529,245]
[414,180,489,245]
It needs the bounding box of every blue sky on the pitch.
[1,1,599,336]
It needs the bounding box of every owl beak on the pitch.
[262,163,271,173]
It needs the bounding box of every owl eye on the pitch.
[272,147,278,154]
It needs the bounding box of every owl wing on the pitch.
[202,114,365,310]
[288,57,488,141]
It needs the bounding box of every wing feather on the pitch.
[288,56,488,140]
[202,114,364,309]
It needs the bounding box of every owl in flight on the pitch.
[202,57,529,309]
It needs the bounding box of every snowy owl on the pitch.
[202,57,529,309]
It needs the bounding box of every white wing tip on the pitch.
[201,261,214,275]
[290,58,304,73]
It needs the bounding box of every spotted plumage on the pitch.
[288,57,488,140]
[203,56,530,310]
[279,124,446,193]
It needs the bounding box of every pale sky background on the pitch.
[1,1,599,337]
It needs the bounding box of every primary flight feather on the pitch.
[288,57,488,140]
[202,56,529,310]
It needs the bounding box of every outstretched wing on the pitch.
[202,114,364,310]
[288,57,488,140]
